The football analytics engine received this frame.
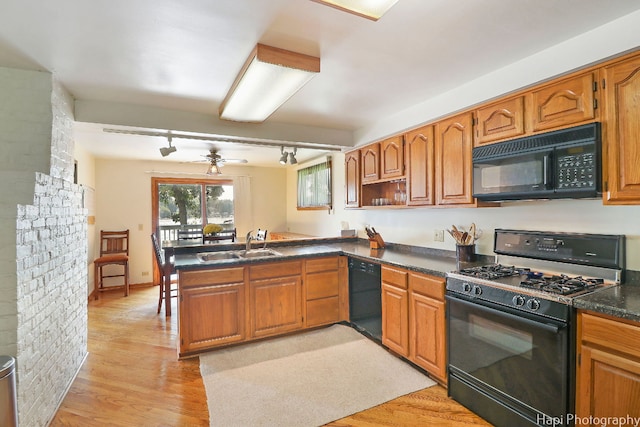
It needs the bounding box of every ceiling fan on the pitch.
[201,148,247,175]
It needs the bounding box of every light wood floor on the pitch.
[51,285,491,426]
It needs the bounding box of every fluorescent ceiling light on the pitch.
[311,0,399,21]
[219,44,320,122]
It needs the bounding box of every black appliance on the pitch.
[348,258,382,341]
[446,229,624,427]
[473,123,601,201]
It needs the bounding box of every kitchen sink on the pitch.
[196,248,282,263]
[196,251,241,262]
[237,249,282,258]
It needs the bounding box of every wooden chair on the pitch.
[256,229,268,241]
[94,230,129,299]
[151,234,178,314]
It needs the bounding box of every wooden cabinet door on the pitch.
[531,72,596,132]
[577,344,640,421]
[435,112,474,205]
[381,266,409,357]
[382,283,409,357]
[408,272,446,383]
[380,136,404,179]
[405,124,435,205]
[475,96,526,146]
[179,282,245,354]
[361,143,380,183]
[603,53,640,204]
[304,257,340,327]
[344,150,361,207]
[250,275,302,338]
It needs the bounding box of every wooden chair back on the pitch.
[100,230,129,256]
[151,233,164,269]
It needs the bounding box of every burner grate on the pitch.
[457,264,530,280]
[519,274,604,295]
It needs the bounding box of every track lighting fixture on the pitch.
[279,146,289,165]
[159,134,177,157]
[279,146,298,165]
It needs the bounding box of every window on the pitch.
[297,157,332,210]
[152,178,234,241]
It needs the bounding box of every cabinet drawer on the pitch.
[382,266,408,289]
[250,261,302,280]
[179,267,244,287]
[306,296,340,327]
[306,256,339,273]
[409,272,444,300]
[306,271,339,300]
[580,312,640,358]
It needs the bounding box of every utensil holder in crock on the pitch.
[456,244,476,263]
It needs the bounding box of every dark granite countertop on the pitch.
[573,285,640,323]
[171,237,640,322]
[172,238,481,279]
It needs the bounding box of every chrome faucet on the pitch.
[245,230,254,251]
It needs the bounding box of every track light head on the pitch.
[279,146,289,164]
[289,147,297,165]
[159,145,177,157]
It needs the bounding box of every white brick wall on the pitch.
[1,68,88,426]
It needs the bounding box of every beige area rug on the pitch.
[199,324,436,427]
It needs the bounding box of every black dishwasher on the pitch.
[348,258,382,341]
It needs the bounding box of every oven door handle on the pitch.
[447,295,563,334]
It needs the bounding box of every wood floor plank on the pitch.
[51,285,489,426]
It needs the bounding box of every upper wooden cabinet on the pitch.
[474,96,526,146]
[380,136,405,179]
[602,52,640,204]
[361,143,380,183]
[531,71,597,132]
[344,150,361,208]
[435,112,475,205]
[405,125,435,205]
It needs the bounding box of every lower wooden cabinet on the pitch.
[381,265,446,382]
[576,311,640,421]
[382,266,409,356]
[178,256,344,356]
[178,267,246,355]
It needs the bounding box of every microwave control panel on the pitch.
[556,148,596,190]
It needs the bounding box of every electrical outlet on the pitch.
[434,229,445,242]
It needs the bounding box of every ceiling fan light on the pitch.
[219,44,320,123]
[159,145,177,157]
[206,163,222,175]
[311,0,399,20]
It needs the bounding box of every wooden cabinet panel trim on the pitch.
[306,270,340,300]
[306,296,340,327]
[361,143,380,182]
[405,125,435,206]
[580,312,640,358]
[381,136,405,179]
[409,272,445,300]
[249,261,302,280]
[475,96,526,146]
[382,265,408,289]
[179,267,244,287]
[345,150,361,207]
[305,256,339,273]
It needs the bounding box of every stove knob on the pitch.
[526,298,541,311]
[472,285,482,296]
[512,295,526,307]
[462,282,472,293]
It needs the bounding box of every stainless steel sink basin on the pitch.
[238,249,282,258]
[196,248,282,262]
[197,251,241,262]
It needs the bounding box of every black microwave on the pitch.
[472,123,601,201]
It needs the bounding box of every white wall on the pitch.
[93,159,287,285]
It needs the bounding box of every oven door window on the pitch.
[473,149,553,198]
[448,296,569,418]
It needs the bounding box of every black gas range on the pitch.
[446,229,625,427]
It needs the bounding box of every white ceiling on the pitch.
[2,0,640,167]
